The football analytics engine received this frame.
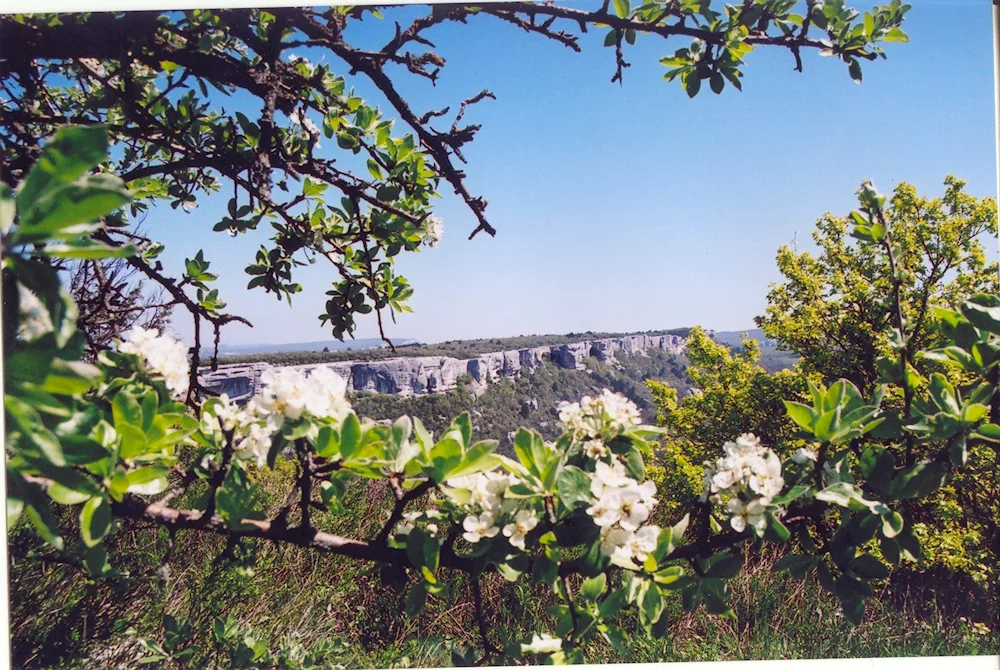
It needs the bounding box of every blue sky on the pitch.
[148,1,998,347]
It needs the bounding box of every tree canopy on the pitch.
[1,1,912,374]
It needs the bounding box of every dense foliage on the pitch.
[7,122,999,667]
[2,0,910,360]
[8,2,996,667]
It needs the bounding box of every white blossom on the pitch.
[521,633,563,655]
[616,480,657,531]
[586,491,623,528]
[589,459,630,499]
[462,511,499,543]
[558,389,640,441]
[421,215,443,247]
[584,439,608,459]
[119,326,190,398]
[288,108,320,140]
[78,58,106,77]
[703,433,785,537]
[727,497,768,536]
[16,285,53,342]
[502,509,539,550]
[255,366,350,422]
[615,525,660,563]
[792,447,818,464]
[599,526,631,556]
[448,471,511,514]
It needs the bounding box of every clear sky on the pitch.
[146,1,999,347]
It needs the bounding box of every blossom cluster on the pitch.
[288,107,320,147]
[119,326,190,398]
[421,215,443,247]
[445,471,541,550]
[201,366,352,466]
[585,459,661,566]
[557,389,641,442]
[701,433,785,536]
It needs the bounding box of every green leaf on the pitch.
[47,481,93,505]
[39,239,136,260]
[881,510,903,538]
[0,182,14,233]
[888,462,947,500]
[80,496,112,547]
[84,543,111,577]
[706,551,743,579]
[405,582,427,617]
[612,0,630,18]
[683,71,701,98]
[815,482,859,508]
[339,413,362,459]
[16,175,128,242]
[774,554,817,579]
[852,553,889,580]
[112,390,142,428]
[784,401,815,430]
[18,125,109,212]
[847,59,862,83]
[124,465,171,495]
[883,27,908,43]
[598,589,626,620]
[5,395,65,466]
[709,72,724,94]
[579,573,607,602]
[428,437,463,483]
[556,465,592,509]
[448,439,499,480]
[118,424,149,460]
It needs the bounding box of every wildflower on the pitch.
[502,509,539,550]
[119,326,190,398]
[462,512,499,543]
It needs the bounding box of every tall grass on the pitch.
[8,475,998,668]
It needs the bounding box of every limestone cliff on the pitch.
[199,334,685,403]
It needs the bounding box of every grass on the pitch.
[8,468,998,669]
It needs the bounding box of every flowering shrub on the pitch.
[6,122,1000,665]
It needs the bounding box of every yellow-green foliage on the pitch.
[644,327,811,513]
[757,177,998,395]
[647,326,810,462]
[648,440,704,520]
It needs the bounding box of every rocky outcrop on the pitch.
[199,334,685,403]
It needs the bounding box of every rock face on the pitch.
[199,334,685,403]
